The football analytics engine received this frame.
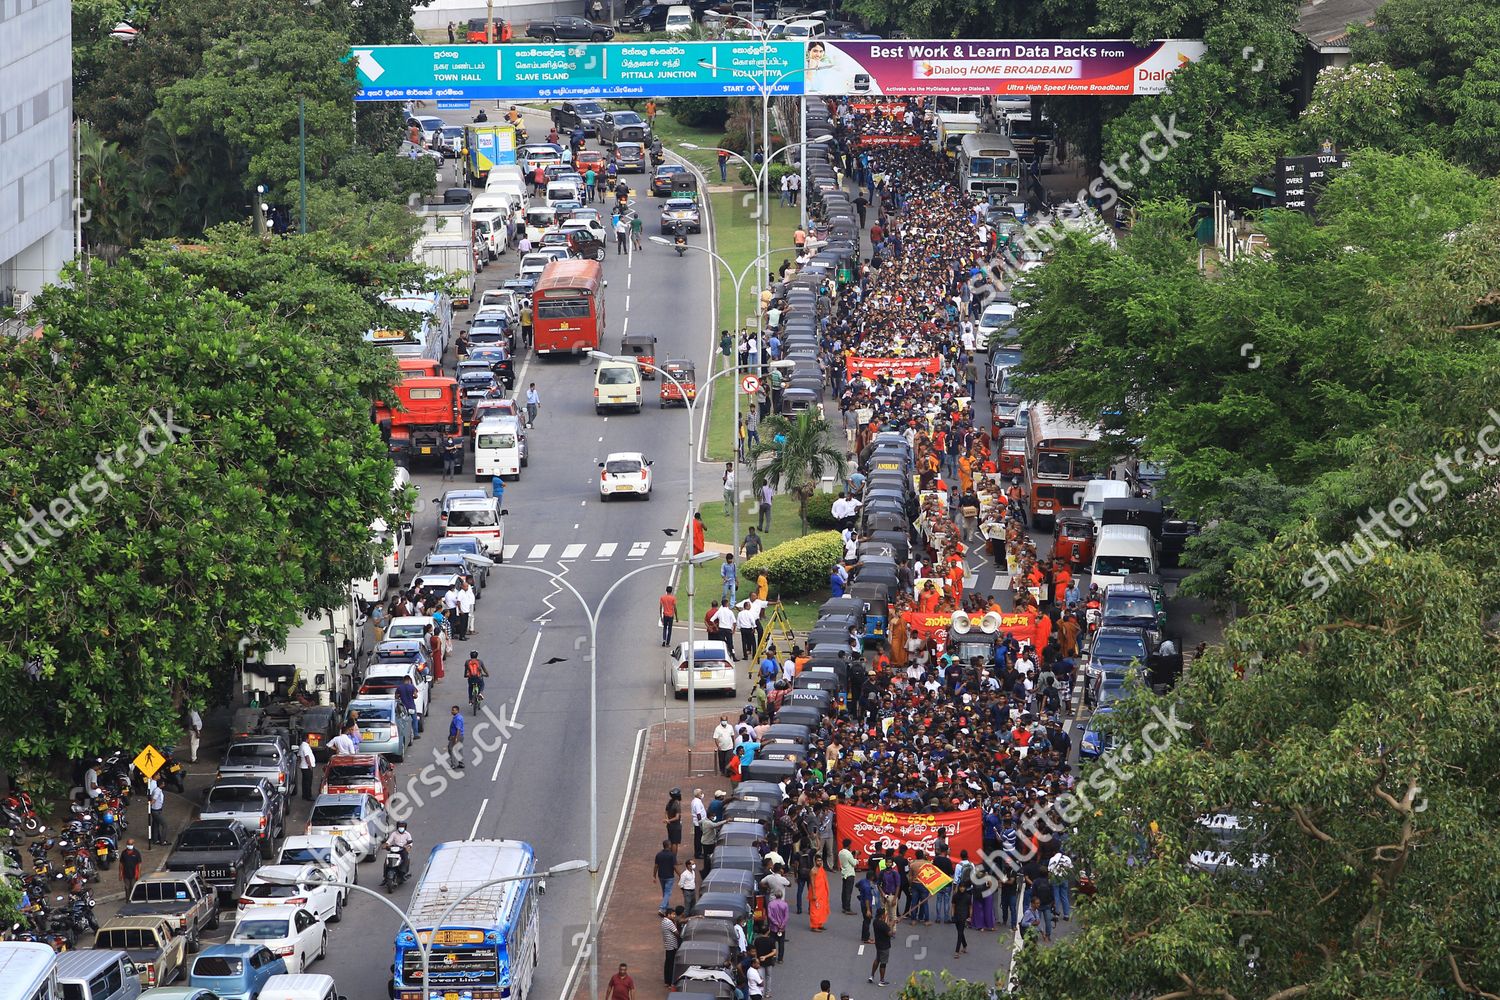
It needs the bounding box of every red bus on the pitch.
[1023,401,1102,527]
[532,259,605,355]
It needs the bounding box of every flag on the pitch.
[911,861,952,894]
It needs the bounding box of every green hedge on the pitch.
[740,531,842,597]
[805,492,837,529]
[737,162,794,188]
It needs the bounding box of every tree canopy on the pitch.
[0,227,422,774]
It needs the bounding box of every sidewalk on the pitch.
[574,720,719,1000]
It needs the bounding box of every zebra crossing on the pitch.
[500,538,684,563]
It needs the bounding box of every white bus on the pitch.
[0,943,58,1000]
[366,291,452,365]
[958,132,1021,197]
[392,841,541,1000]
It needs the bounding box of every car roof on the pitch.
[324,753,383,766]
[604,451,646,462]
[347,694,398,706]
[414,573,461,585]
[184,818,241,830]
[201,942,272,956]
[311,792,373,805]
[449,497,498,509]
[232,904,309,921]
[248,865,322,883]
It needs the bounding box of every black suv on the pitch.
[551,101,609,136]
[619,3,671,31]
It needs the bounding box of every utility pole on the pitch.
[298,98,308,234]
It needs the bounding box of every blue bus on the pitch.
[391,840,540,1000]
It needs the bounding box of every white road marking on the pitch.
[469,797,489,840]
[628,541,650,559]
[488,742,509,782]
[662,540,682,556]
[621,315,628,334]
[528,543,551,560]
[594,542,617,559]
[857,944,867,955]
[512,629,542,717]
[562,543,587,559]
[502,545,520,562]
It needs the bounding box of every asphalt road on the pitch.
[242,107,721,1000]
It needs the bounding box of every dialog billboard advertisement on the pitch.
[803,39,1207,97]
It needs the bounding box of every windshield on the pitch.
[279,845,331,865]
[193,957,244,977]
[606,459,641,474]
[205,786,263,806]
[1093,633,1146,659]
[223,746,280,766]
[478,433,518,449]
[310,804,363,825]
[435,538,479,554]
[1106,595,1156,621]
[244,882,310,899]
[614,112,642,125]
[234,919,291,940]
[176,828,240,851]
[598,368,636,385]
[448,509,498,528]
[350,705,395,723]
[1094,554,1153,577]
[991,346,1022,368]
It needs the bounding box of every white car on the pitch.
[518,253,554,281]
[306,793,390,861]
[275,835,361,888]
[229,904,327,975]
[670,640,736,696]
[442,497,506,556]
[976,301,1017,345]
[239,866,344,925]
[383,615,437,643]
[561,217,607,242]
[598,452,653,501]
[363,662,431,720]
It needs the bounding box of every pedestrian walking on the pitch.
[717,149,729,182]
[119,839,142,895]
[721,463,736,516]
[525,383,540,426]
[631,212,643,250]
[868,911,892,986]
[857,867,877,942]
[809,864,829,931]
[447,20,456,42]
[604,963,636,1000]
[615,215,629,254]
[951,881,972,956]
[297,738,317,801]
[659,586,677,647]
[720,553,738,606]
[654,839,676,914]
[454,578,475,640]
[447,706,466,769]
[147,778,167,845]
[185,707,202,763]
[757,481,773,532]
[441,431,459,479]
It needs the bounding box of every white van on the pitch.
[471,211,508,257]
[474,415,527,480]
[484,164,526,193]
[1080,480,1131,523]
[664,4,694,31]
[351,517,406,606]
[0,943,57,1000]
[524,205,557,244]
[545,180,582,207]
[1090,524,1158,590]
[258,973,344,1000]
[594,360,642,414]
[472,191,519,220]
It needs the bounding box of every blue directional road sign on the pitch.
[349,41,807,101]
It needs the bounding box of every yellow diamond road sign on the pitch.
[133,744,167,780]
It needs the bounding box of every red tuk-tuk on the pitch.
[1053,513,1096,568]
[659,359,697,406]
[621,332,657,379]
[998,427,1027,477]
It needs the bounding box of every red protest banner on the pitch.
[836,804,983,861]
[845,356,942,380]
[849,101,907,117]
[902,610,1030,639]
[855,134,926,148]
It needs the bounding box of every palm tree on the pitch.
[749,408,848,536]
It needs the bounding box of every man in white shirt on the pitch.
[712,718,735,775]
[455,580,478,639]
[781,653,797,686]
[712,603,738,658]
[186,708,203,763]
[690,789,708,859]
[297,739,317,801]
[328,727,357,758]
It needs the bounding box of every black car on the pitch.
[551,100,609,136]
[164,820,262,904]
[618,3,671,31]
[1100,584,1163,640]
[651,164,688,196]
[466,345,515,389]
[466,313,513,354]
[599,110,650,147]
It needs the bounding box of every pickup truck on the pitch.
[117,872,220,951]
[551,100,609,136]
[94,915,188,987]
[525,15,613,41]
[198,777,285,856]
[164,820,262,906]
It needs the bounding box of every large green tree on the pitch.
[0,226,422,773]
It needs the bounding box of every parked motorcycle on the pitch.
[1,791,41,836]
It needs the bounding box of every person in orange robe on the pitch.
[809,865,830,930]
[917,582,942,613]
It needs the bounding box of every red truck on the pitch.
[374,375,462,468]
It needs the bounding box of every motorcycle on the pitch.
[672,222,688,257]
[92,834,116,871]
[1,791,41,836]
[382,847,409,893]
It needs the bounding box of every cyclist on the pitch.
[464,651,490,706]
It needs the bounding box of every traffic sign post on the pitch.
[132,744,166,780]
[740,374,761,394]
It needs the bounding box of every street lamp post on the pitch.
[652,236,800,559]
[267,859,587,1000]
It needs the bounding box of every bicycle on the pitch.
[468,679,484,714]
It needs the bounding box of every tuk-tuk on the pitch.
[848,579,890,642]
[742,757,799,784]
[659,358,697,406]
[691,892,753,922]
[719,820,770,847]
[711,845,766,878]
[783,687,833,713]
[1053,513,1096,568]
[672,942,734,982]
[724,798,776,825]
[700,868,758,900]
[773,704,825,729]
[680,916,739,949]
[733,780,787,806]
[621,332,657,378]
[759,724,812,746]
[671,171,699,201]
[675,969,738,1000]
[998,428,1027,476]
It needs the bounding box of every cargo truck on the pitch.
[464,123,519,186]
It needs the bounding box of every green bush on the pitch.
[669,97,730,130]
[737,162,794,188]
[740,531,842,597]
[804,491,837,529]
